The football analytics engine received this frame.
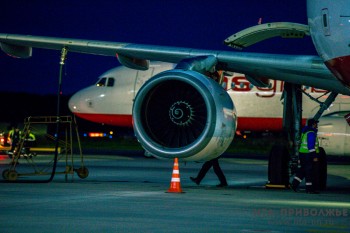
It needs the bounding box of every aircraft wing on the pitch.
[1,33,349,95]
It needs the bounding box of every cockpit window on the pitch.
[107,77,115,87]
[96,77,107,87]
[96,77,114,87]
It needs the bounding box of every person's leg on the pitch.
[212,158,227,186]
[190,160,213,185]
[305,155,316,193]
[291,155,306,191]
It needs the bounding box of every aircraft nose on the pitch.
[68,92,83,114]
[68,87,97,116]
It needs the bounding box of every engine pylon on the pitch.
[167,158,184,193]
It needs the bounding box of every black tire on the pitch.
[268,144,290,186]
[8,170,18,181]
[76,167,89,179]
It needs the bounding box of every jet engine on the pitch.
[132,69,237,161]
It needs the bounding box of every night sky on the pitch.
[0,0,315,95]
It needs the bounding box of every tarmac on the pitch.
[0,152,350,233]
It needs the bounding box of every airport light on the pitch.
[88,132,104,137]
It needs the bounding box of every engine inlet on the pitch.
[133,69,236,160]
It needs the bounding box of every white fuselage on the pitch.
[69,62,350,155]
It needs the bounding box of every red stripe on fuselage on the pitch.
[74,113,133,127]
[238,117,307,131]
[237,117,283,131]
[74,113,307,131]
[325,55,350,87]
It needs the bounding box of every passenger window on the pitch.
[96,77,107,87]
[107,78,115,87]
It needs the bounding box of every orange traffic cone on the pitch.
[167,158,184,193]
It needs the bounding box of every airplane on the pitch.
[68,62,350,157]
[0,0,349,185]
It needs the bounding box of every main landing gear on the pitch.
[267,83,337,191]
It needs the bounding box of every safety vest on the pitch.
[299,130,319,153]
[8,129,14,138]
[27,133,35,141]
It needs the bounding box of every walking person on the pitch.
[190,157,228,187]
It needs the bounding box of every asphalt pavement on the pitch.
[0,153,349,233]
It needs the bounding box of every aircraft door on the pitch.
[134,68,155,98]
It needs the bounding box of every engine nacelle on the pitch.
[132,69,237,161]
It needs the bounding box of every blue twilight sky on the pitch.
[0,0,316,95]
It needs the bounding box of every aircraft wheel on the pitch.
[8,170,18,181]
[268,144,290,186]
[2,169,9,180]
[76,167,89,179]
